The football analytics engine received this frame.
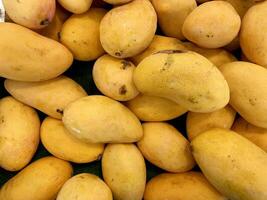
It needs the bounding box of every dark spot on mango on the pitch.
[155,49,187,54]
[249,98,256,106]
[206,34,214,38]
[115,51,123,57]
[188,96,199,104]
[79,176,85,179]
[56,109,63,114]
[121,60,131,69]
[40,19,50,26]
[119,85,127,95]
[0,116,4,124]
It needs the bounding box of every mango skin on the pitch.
[126,94,187,121]
[240,1,267,67]
[100,0,157,58]
[56,173,113,200]
[131,35,187,65]
[151,0,197,40]
[93,54,139,101]
[137,122,195,172]
[58,0,93,14]
[219,61,267,128]
[0,97,40,171]
[3,0,56,29]
[4,76,87,119]
[232,117,267,152]
[144,172,227,200]
[0,156,73,200]
[191,128,267,200]
[63,95,143,143]
[186,105,236,141]
[102,144,146,200]
[182,1,241,48]
[60,8,107,61]
[0,23,73,82]
[133,50,230,113]
[183,42,237,67]
[41,117,104,163]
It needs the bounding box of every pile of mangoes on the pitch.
[0,0,267,200]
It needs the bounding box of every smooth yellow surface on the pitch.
[0,97,40,171]
[102,144,146,200]
[220,61,267,128]
[126,94,187,121]
[0,156,73,200]
[232,117,267,152]
[100,0,157,58]
[182,1,241,48]
[151,0,197,40]
[58,0,93,14]
[133,51,230,113]
[186,105,236,141]
[57,173,113,200]
[191,128,267,200]
[63,95,143,143]
[240,1,267,67]
[137,122,195,172]
[144,172,227,200]
[0,23,73,82]
[41,117,104,163]
[5,76,87,119]
[3,0,55,29]
[60,8,106,61]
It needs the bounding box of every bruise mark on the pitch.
[17,0,21,2]
[121,60,131,70]
[188,96,199,104]
[0,116,4,124]
[40,19,50,26]
[119,85,127,95]
[160,55,174,72]
[12,66,22,71]
[56,109,63,114]
[82,41,88,45]
[73,40,77,43]
[206,34,214,38]
[249,98,256,106]
[115,51,123,57]
[79,176,85,179]
[155,49,187,54]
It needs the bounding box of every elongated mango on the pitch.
[0,23,73,82]
[191,128,267,200]
[0,156,73,200]
[133,50,230,113]
[4,76,87,119]
[63,95,143,143]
